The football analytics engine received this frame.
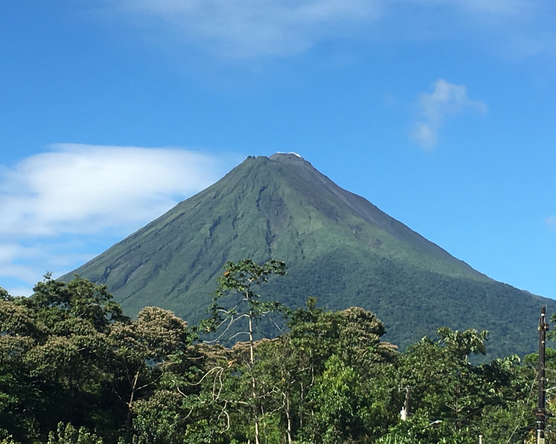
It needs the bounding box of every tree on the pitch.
[0,286,11,301]
[23,274,126,333]
[391,327,534,443]
[249,299,397,443]
[108,306,192,439]
[0,276,131,443]
[307,354,364,443]
[47,423,103,444]
[0,298,38,442]
[207,259,287,444]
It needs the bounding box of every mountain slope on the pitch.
[64,153,554,356]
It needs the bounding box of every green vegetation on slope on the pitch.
[62,154,555,359]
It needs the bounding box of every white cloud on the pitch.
[0,244,41,289]
[0,145,236,236]
[103,0,553,59]
[113,0,384,58]
[412,0,526,16]
[0,145,239,291]
[411,123,438,150]
[411,79,487,149]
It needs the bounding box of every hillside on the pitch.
[63,153,554,356]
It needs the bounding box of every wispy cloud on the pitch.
[115,0,383,58]
[416,0,526,16]
[0,244,39,282]
[0,145,234,236]
[105,0,552,59]
[411,79,487,149]
[0,145,239,294]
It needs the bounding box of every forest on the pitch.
[0,259,554,444]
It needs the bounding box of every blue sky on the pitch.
[1,0,556,301]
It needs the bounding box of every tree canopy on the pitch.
[0,264,550,443]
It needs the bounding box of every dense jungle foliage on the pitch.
[1,260,555,443]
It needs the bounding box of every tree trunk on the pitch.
[285,391,293,444]
[249,315,260,444]
[125,370,140,437]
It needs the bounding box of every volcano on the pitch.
[65,153,553,356]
